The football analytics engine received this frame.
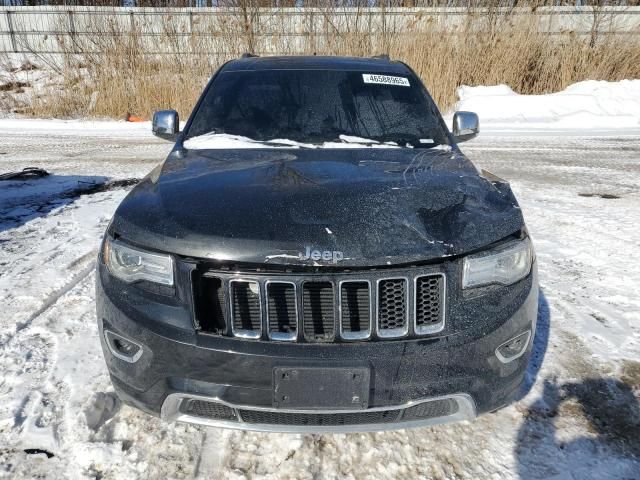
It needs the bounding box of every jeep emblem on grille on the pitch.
[299,247,344,264]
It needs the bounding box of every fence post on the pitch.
[6,10,17,53]
[68,10,77,54]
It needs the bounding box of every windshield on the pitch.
[186,69,450,148]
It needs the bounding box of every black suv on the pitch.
[96,55,538,433]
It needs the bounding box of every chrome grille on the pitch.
[377,278,408,337]
[415,275,446,334]
[195,270,445,342]
[302,282,335,342]
[266,282,297,341]
[230,280,262,338]
[339,281,371,340]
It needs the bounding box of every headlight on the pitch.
[104,238,174,286]
[462,237,533,289]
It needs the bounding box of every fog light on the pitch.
[495,330,531,363]
[104,330,143,363]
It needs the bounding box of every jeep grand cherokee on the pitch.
[96,55,538,433]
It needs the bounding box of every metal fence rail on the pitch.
[1,6,639,54]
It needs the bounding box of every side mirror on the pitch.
[452,111,479,143]
[152,110,179,141]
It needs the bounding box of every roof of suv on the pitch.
[221,55,412,74]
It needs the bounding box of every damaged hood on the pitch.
[111,147,524,267]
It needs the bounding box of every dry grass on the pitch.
[7,5,640,119]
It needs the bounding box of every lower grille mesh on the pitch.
[180,398,459,426]
[402,398,458,420]
[183,400,236,420]
[238,409,400,426]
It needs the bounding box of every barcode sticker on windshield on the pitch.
[363,74,410,87]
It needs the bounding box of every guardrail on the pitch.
[1,6,639,54]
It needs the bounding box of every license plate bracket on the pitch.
[273,367,370,410]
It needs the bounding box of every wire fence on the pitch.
[1,6,639,54]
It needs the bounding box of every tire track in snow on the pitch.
[14,252,96,333]
[195,428,231,479]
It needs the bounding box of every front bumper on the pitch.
[160,391,477,433]
[96,260,538,433]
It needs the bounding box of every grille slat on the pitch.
[377,278,408,337]
[415,275,445,334]
[302,282,335,342]
[194,275,227,334]
[266,282,298,341]
[340,281,371,339]
[230,280,262,338]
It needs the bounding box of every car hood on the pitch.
[110,147,525,267]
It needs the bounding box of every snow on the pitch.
[454,80,640,133]
[0,118,152,137]
[183,132,402,150]
[0,57,63,117]
[1,85,640,478]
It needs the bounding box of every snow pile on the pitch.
[455,80,640,131]
[0,57,67,117]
